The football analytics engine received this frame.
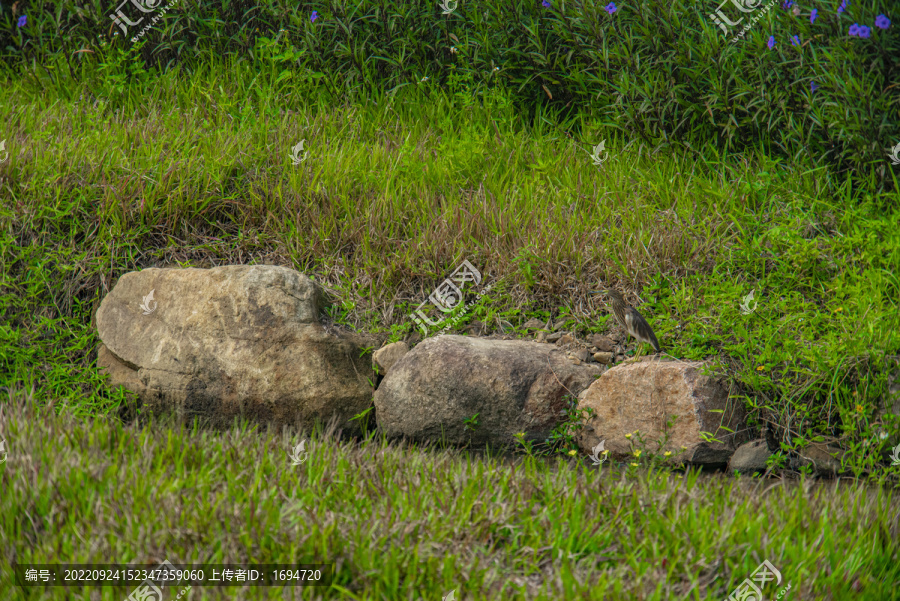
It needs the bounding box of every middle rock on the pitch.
[374,335,604,449]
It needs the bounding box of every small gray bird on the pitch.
[591,289,661,354]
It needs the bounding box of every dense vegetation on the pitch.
[1,0,898,190]
[1,0,899,598]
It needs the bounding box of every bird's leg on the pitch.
[634,343,643,359]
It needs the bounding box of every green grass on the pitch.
[4,0,898,190]
[1,43,899,599]
[3,386,899,600]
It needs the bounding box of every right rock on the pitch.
[729,439,773,474]
[872,354,900,447]
[792,436,848,476]
[373,341,410,376]
[576,358,751,467]
[591,335,616,352]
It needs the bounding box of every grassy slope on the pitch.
[3,387,899,600]
[1,54,899,599]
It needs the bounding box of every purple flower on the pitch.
[605,2,617,14]
[542,0,550,7]
[782,0,794,9]
[810,9,818,23]
[767,35,775,49]
[875,14,890,29]
[838,0,847,14]
[848,23,860,36]
[858,24,870,38]
[811,81,819,92]
[17,14,26,27]
[310,10,318,23]
[791,34,801,46]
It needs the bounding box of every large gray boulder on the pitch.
[96,265,376,433]
[373,335,605,449]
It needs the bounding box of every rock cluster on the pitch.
[96,265,896,476]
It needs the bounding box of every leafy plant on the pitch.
[462,412,480,432]
[349,406,376,440]
[95,39,152,101]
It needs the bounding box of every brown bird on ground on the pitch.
[591,289,661,354]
